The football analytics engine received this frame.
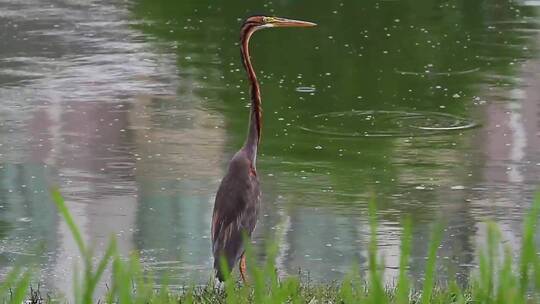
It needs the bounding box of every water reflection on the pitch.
[0,0,538,297]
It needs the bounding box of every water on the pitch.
[0,0,539,295]
[299,110,478,137]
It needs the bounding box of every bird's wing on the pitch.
[211,171,260,272]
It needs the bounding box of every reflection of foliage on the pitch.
[129,0,536,213]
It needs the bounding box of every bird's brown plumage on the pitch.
[211,15,315,281]
[212,151,260,280]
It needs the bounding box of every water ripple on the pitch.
[299,110,479,138]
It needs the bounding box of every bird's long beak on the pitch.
[272,18,317,28]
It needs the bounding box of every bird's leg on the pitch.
[239,253,248,283]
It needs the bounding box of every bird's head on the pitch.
[243,15,317,30]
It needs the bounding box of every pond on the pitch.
[0,0,539,296]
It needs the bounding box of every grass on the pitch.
[1,191,540,303]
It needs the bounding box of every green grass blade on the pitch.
[420,222,443,304]
[520,193,540,294]
[497,246,517,304]
[244,237,264,304]
[339,274,354,304]
[112,255,132,304]
[218,253,238,304]
[264,241,280,301]
[50,188,87,260]
[487,222,499,300]
[367,198,386,304]
[9,271,30,304]
[0,266,22,298]
[86,238,117,302]
[396,217,412,304]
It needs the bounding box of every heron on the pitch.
[211,15,316,282]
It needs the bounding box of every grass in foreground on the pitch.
[1,191,540,303]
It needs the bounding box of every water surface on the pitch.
[0,0,540,295]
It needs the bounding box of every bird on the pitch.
[211,15,316,282]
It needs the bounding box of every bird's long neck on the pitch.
[240,24,262,164]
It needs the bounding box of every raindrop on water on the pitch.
[295,86,316,93]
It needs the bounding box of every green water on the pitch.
[0,0,539,294]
